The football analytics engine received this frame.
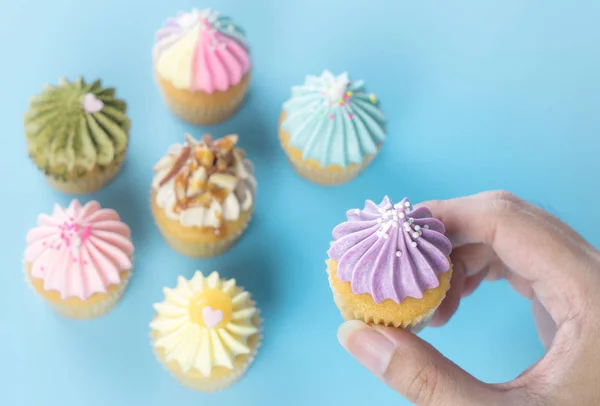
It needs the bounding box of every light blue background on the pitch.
[2,0,599,405]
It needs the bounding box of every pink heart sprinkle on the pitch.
[202,306,224,328]
[82,93,104,114]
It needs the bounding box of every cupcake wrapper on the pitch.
[151,193,253,258]
[150,316,263,392]
[45,160,124,194]
[286,153,376,186]
[158,221,250,258]
[24,262,132,320]
[332,289,439,332]
[162,90,247,126]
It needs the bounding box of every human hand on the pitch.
[337,191,600,405]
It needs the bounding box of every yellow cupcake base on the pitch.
[151,192,252,258]
[45,159,124,194]
[157,73,250,125]
[278,111,379,186]
[150,315,262,392]
[25,262,131,319]
[326,259,452,331]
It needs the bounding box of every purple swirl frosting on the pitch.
[328,196,452,304]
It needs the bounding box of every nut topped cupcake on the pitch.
[326,196,453,332]
[25,77,130,194]
[24,199,134,319]
[153,8,251,125]
[151,133,256,257]
[279,70,385,185]
[150,271,261,392]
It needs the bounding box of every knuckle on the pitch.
[405,361,442,404]
[487,190,521,203]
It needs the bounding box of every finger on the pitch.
[420,191,591,249]
[429,261,465,327]
[462,267,489,297]
[338,321,513,405]
[417,191,591,325]
[451,243,495,276]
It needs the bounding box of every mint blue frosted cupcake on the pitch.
[278,70,386,185]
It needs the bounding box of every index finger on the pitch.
[418,191,594,322]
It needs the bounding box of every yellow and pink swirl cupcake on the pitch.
[24,200,134,319]
[153,9,251,125]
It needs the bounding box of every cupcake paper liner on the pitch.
[150,314,263,392]
[45,160,124,194]
[327,260,452,331]
[287,153,376,186]
[156,72,250,125]
[24,261,132,319]
[150,193,253,258]
[161,89,247,126]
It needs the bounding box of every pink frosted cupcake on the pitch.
[153,8,251,125]
[24,200,134,319]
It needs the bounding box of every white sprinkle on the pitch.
[378,207,385,214]
[394,203,403,209]
[396,251,402,257]
[392,222,398,227]
[383,234,389,239]
[404,201,411,207]
[424,225,430,229]
[354,209,360,214]
[377,218,382,223]
[409,218,415,224]
[386,203,393,210]
[414,225,421,231]
[411,241,418,247]
[399,212,405,219]
[412,232,420,238]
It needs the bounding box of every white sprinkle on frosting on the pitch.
[411,241,418,247]
[396,251,402,257]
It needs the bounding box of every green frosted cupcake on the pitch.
[25,77,131,194]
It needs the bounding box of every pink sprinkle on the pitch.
[56,244,61,249]
[348,113,354,119]
[40,266,44,271]
[42,242,47,246]
[82,260,88,265]
[73,258,77,263]
[328,114,334,120]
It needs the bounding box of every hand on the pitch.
[337,191,600,405]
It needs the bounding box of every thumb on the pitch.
[338,320,512,406]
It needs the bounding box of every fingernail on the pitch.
[338,320,395,375]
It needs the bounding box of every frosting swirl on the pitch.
[25,77,130,177]
[328,196,452,303]
[152,134,256,229]
[150,271,260,376]
[153,9,251,93]
[281,70,385,168]
[25,200,134,300]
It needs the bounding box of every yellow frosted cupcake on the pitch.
[151,133,256,258]
[153,9,251,125]
[326,196,453,332]
[25,77,130,194]
[279,70,385,185]
[150,271,261,392]
[24,199,134,319]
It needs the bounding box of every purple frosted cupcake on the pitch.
[326,196,453,332]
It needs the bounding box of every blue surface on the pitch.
[2,0,600,404]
